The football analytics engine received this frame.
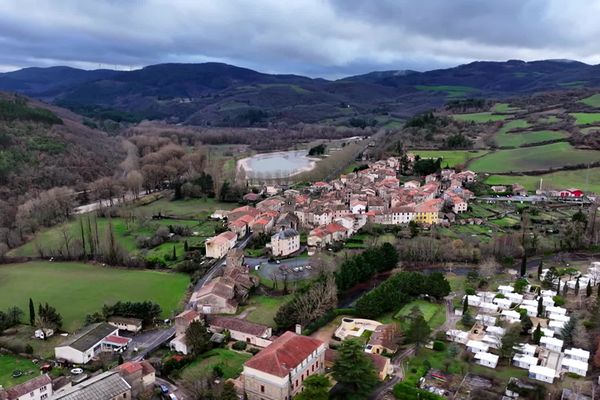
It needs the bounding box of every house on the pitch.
[491,185,507,193]
[1,374,52,400]
[466,340,489,353]
[307,227,330,248]
[270,228,300,257]
[500,310,521,324]
[559,188,584,198]
[205,231,237,258]
[170,309,201,355]
[514,343,537,356]
[365,324,399,354]
[513,353,539,369]
[208,315,272,348]
[108,316,143,333]
[54,323,131,364]
[242,331,326,400]
[53,371,131,400]
[116,360,156,398]
[449,195,468,213]
[474,352,499,369]
[446,329,469,344]
[512,184,528,196]
[564,348,590,363]
[228,218,249,238]
[493,297,512,310]
[497,285,514,295]
[560,358,588,377]
[193,277,237,314]
[528,365,556,383]
[540,336,564,352]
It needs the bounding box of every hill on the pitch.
[3,59,600,126]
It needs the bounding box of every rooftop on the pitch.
[54,371,131,400]
[5,374,51,399]
[57,323,116,352]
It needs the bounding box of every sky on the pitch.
[2,0,600,78]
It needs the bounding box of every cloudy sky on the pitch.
[1,0,600,78]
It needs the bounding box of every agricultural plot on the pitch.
[485,167,600,193]
[414,85,478,98]
[570,112,600,125]
[579,93,600,107]
[537,115,560,124]
[137,197,236,219]
[581,126,600,135]
[493,118,568,147]
[492,103,519,113]
[413,150,489,167]
[452,112,510,123]
[0,262,189,330]
[469,142,600,173]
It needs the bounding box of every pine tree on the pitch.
[537,259,543,280]
[332,339,378,400]
[28,298,35,326]
[537,296,543,317]
[586,280,592,297]
[172,245,177,260]
[463,296,469,314]
[184,240,189,252]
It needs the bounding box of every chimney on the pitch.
[295,324,302,335]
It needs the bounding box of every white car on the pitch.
[305,265,312,270]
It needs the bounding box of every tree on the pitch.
[575,277,580,296]
[520,255,527,277]
[519,311,533,335]
[406,309,431,348]
[220,381,239,400]
[28,298,35,326]
[332,339,378,400]
[559,317,576,347]
[587,280,592,297]
[537,259,543,280]
[500,324,521,361]
[532,324,543,344]
[185,320,212,356]
[537,296,543,318]
[36,303,62,331]
[294,374,330,400]
[594,337,600,368]
[462,296,469,314]
[172,245,177,260]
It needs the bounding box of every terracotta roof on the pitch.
[104,335,131,346]
[368,324,399,352]
[140,360,155,375]
[325,223,346,234]
[208,315,270,336]
[244,331,323,377]
[117,361,143,375]
[176,309,200,323]
[6,374,51,399]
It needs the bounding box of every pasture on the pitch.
[468,142,600,173]
[570,112,600,125]
[452,112,510,123]
[492,103,519,113]
[485,167,600,193]
[412,150,489,167]
[497,129,567,148]
[0,262,189,331]
[580,93,600,107]
[414,85,478,98]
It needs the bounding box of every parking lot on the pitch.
[245,257,315,281]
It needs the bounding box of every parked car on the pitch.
[159,384,169,394]
[305,265,312,270]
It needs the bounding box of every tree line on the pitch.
[335,243,399,292]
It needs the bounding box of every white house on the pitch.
[446,330,469,344]
[528,365,556,383]
[542,297,555,307]
[474,352,499,369]
[564,348,590,363]
[548,313,570,323]
[466,340,489,353]
[270,228,300,257]
[493,297,512,309]
[477,291,497,303]
[205,231,237,258]
[55,323,131,364]
[500,310,521,324]
[560,358,588,377]
[486,326,506,337]
[540,328,555,338]
[479,302,498,314]
[548,320,566,333]
[482,335,501,349]
[513,353,538,369]
[540,336,564,352]
[505,292,524,304]
[475,314,497,326]
[519,305,538,317]
[545,306,567,316]
[463,295,481,307]
[498,285,514,295]
[108,316,143,333]
[514,343,537,356]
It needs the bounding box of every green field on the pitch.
[394,300,445,330]
[414,85,478,98]
[413,150,489,167]
[137,198,236,219]
[486,167,600,193]
[238,295,291,327]
[496,126,568,148]
[570,112,600,125]
[452,112,510,123]
[469,142,600,173]
[580,93,600,107]
[538,115,560,124]
[179,349,251,381]
[581,126,600,135]
[0,354,38,388]
[0,262,189,330]
[492,103,519,113]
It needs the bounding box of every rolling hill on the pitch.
[2,59,600,126]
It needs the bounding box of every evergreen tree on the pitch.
[587,280,592,297]
[500,324,521,361]
[406,311,431,348]
[185,320,212,356]
[463,296,469,314]
[575,277,580,296]
[295,374,331,400]
[537,296,543,318]
[532,324,543,344]
[172,245,177,260]
[537,259,543,280]
[28,298,35,326]
[563,281,569,295]
[184,240,189,252]
[220,381,239,400]
[332,339,378,400]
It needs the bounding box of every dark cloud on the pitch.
[0,0,599,78]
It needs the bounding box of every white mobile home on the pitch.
[513,353,538,369]
[466,340,489,353]
[474,352,499,369]
[560,357,588,377]
[540,336,564,352]
[564,348,590,363]
[528,365,556,383]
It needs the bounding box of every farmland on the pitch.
[413,150,489,167]
[468,142,600,173]
[414,85,478,98]
[0,261,189,331]
[579,93,600,107]
[485,167,600,193]
[452,112,509,123]
[570,112,600,125]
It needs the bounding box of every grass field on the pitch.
[394,300,445,330]
[492,103,519,113]
[414,85,478,98]
[538,115,560,124]
[0,262,189,330]
[137,198,236,219]
[412,150,489,167]
[581,126,600,135]
[452,112,510,123]
[580,93,600,107]
[0,354,38,388]
[238,295,290,328]
[485,167,600,193]
[570,112,600,125]
[179,349,251,381]
[469,142,600,173]
[497,129,568,148]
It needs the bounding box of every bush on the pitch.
[24,344,34,354]
[248,347,261,355]
[465,287,476,295]
[232,341,247,351]
[432,341,445,351]
[553,295,565,306]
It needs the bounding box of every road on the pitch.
[128,327,176,362]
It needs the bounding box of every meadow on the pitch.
[0,262,189,330]
[579,93,600,107]
[394,300,445,331]
[570,112,600,125]
[468,142,600,173]
[0,354,37,388]
[414,85,478,98]
[485,167,600,193]
[452,112,510,123]
[413,150,489,167]
[491,103,520,113]
[238,295,292,327]
[493,118,568,148]
[179,349,251,381]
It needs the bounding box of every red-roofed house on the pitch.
[1,374,52,400]
[242,331,326,400]
[116,360,155,398]
[205,231,237,258]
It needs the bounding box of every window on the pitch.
[261,385,265,393]
[41,395,48,400]
[40,386,47,392]
[123,394,127,398]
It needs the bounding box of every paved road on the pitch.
[156,376,185,399]
[129,327,176,362]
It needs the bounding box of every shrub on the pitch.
[465,287,476,295]
[432,341,445,351]
[24,344,34,354]
[553,295,565,306]
[232,341,247,351]
[248,347,260,355]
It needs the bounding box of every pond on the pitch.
[237,150,317,179]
